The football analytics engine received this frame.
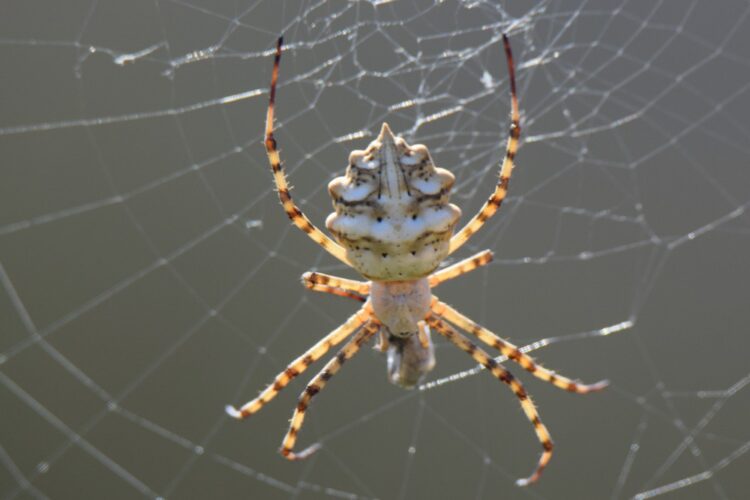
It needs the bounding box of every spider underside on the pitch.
[226,35,608,487]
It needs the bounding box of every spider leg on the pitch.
[301,271,370,301]
[304,284,367,302]
[280,319,380,460]
[427,314,551,486]
[417,320,430,349]
[428,250,493,288]
[433,299,609,393]
[226,304,372,419]
[374,329,389,353]
[265,37,351,266]
[449,34,520,255]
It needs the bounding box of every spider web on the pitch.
[1,0,750,498]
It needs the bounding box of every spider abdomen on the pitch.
[326,123,461,280]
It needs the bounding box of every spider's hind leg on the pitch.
[263,37,351,265]
[449,34,520,255]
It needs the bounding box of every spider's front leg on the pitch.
[226,304,371,419]
[432,299,609,394]
[427,314,552,486]
[280,320,380,460]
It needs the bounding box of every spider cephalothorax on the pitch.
[326,123,461,280]
[227,35,609,487]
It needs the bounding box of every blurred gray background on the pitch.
[1,1,749,499]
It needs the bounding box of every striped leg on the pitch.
[280,320,380,460]
[426,315,552,486]
[433,300,609,393]
[428,250,494,288]
[449,34,520,255]
[226,305,371,419]
[301,271,370,302]
[265,37,351,266]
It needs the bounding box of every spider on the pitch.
[226,35,609,486]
